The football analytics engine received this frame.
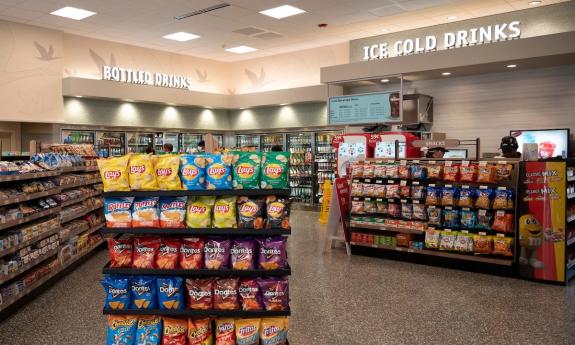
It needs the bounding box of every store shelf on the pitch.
[0,227,60,258]
[100,227,291,236]
[350,241,514,266]
[103,308,291,317]
[0,171,59,183]
[60,179,101,190]
[59,191,101,208]
[0,248,59,285]
[60,222,105,242]
[61,166,98,173]
[350,222,425,235]
[103,265,291,277]
[567,176,575,182]
[0,207,62,231]
[103,189,291,197]
[61,205,103,223]
[0,188,61,207]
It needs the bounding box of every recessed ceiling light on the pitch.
[442,72,452,76]
[381,79,390,83]
[279,103,289,106]
[226,45,257,54]
[76,95,83,98]
[381,28,388,32]
[447,15,457,20]
[163,32,200,42]
[507,64,517,68]
[51,6,96,20]
[124,99,134,102]
[528,1,542,5]
[260,5,306,19]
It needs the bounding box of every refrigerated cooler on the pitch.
[95,131,125,157]
[154,132,180,153]
[62,130,95,145]
[261,134,285,152]
[287,132,313,204]
[181,134,203,153]
[127,132,154,153]
[314,130,342,204]
[235,135,260,150]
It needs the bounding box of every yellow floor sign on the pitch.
[318,180,332,224]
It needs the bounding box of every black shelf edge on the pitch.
[102,264,291,277]
[103,308,290,317]
[100,227,291,236]
[103,189,291,197]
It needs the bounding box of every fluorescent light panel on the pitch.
[163,32,200,42]
[51,6,96,20]
[226,45,257,54]
[260,5,305,19]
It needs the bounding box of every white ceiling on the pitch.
[0,0,567,62]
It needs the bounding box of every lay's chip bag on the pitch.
[101,275,130,310]
[98,156,130,192]
[128,154,158,191]
[180,155,206,190]
[160,197,187,228]
[162,317,187,345]
[260,317,289,345]
[106,315,137,345]
[155,155,182,190]
[188,318,213,345]
[215,318,235,345]
[186,197,215,228]
[105,197,134,228]
[130,276,156,309]
[235,319,261,345]
[205,154,233,190]
[212,196,237,228]
[157,276,184,310]
[132,197,160,227]
[232,152,261,189]
[136,316,161,345]
[260,152,289,189]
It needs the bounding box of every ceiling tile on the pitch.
[1,6,44,20]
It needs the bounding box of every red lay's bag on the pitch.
[133,237,161,269]
[156,238,181,269]
[108,239,133,268]
[162,317,188,345]
[180,238,204,269]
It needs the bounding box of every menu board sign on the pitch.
[328,91,401,125]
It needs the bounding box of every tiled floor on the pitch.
[0,210,573,344]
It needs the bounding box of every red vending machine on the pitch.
[374,132,421,159]
[332,133,380,177]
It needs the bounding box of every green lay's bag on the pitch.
[260,152,289,189]
[232,152,261,190]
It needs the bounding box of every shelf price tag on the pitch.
[413,200,420,204]
[412,181,420,186]
[462,230,469,234]
[479,232,487,236]
[462,161,470,167]
[428,183,436,187]
[462,185,470,189]
[400,160,407,166]
[445,184,452,188]
[497,186,507,190]
[479,185,488,190]
[376,180,382,184]
[401,199,408,204]
[496,233,505,238]
[428,160,436,165]
[479,161,488,167]
[400,180,407,186]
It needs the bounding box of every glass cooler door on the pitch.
[261,134,285,152]
[95,131,125,157]
[287,132,313,204]
[314,130,341,204]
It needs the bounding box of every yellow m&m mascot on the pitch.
[519,214,544,268]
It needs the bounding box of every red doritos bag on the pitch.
[156,238,181,269]
[108,239,133,268]
[180,238,204,269]
[133,237,161,269]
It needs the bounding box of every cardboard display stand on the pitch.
[323,178,351,255]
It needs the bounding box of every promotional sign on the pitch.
[518,162,566,283]
[328,91,401,125]
[334,177,351,242]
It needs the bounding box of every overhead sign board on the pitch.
[328,91,401,125]
[102,65,193,91]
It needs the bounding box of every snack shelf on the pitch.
[0,170,60,182]
[350,223,424,235]
[0,247,59,285]
[352,177,514,189]
[100,227,291,236]
[103,189,291,198]
[61,166,98,173]
[59,191,101,208]
[59,178,101,190]
[0,188,61,207]
[350,241,514,266]
[0,207,62,231]
[102,264,291,277]
[60,222,105,242]
[102,308,291,317]
[0,226,60,258]
[60,205,103,223]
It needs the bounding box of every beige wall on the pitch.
[0,122,22,152]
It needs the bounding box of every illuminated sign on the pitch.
[102,65,193,90]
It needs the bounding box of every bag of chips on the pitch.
[98,156,130,192]
[351,164,364,178]
[412,204,426,221]
[180,155,206,190]
[454,232,473,253]
[363,199,376,214]
[162,317,188,345]
[205,154,233,190]
[460,209,477,229]
[492,236,513,256]
[157,277,184,310]
[427,207,442,227]
[475,188,493,209]
[136,316,161,345]
[159,197,187,228]
[443,209,460,229]
[443,165,460,182]
[130,276,156,309]
[133,237,161,269]
[232,152,261,189]
[105,197,134,228]
[410,164,427,180]
[186,278,214,310]
[492,211,514,233]
[258,278,289,311]
[441,187,458,207]
[154,155,182,190]
[265,196,290,229]
[156,238,181,269]
[101,275,130,310]
[401,203,412,220]
[398,165,410,179]
[108,238,133,268]
[260,152,289,189]
[231,239,256,270]
[425,186,441,206]
[495,163,513,182]
[258,237,287,270]
[237,197,265,229]
[188,318,213,345]
[180,238,204,269]
[473,234,492,254]
[411,185,426,200]
[477,165,496,183]
[260,318,288,345]
[385,184,400,199]
[239,279,262,310]
[373,164,386,178]
[132,197,160,227]
[213,196,237,228]
[439,231,457,251]
[235,319,261,345]
[388,203,401,218]
[427,164,443,180]
[425,229,441,249]
[476,210,493,230]
[186,197,215,228]
[351,182,363,197]
[204,238,231,270]
[128,154,158,191]
[106,315,137,345]
[460,164,478,182]
[351,200,364,214]
[214,278,239,310]
[493,190,512,210]
[215,318,235,345]
[458,188,475,208]
[385,164,399,178]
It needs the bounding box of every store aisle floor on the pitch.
[0,210,573,345]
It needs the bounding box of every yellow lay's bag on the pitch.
[128,154,158,191]
[186,196,215,228]
[97,156,130,192]
[213,196,237,228]
[155,155,182,190]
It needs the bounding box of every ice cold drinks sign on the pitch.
[362,21,521,60]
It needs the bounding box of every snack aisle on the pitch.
[314,131,341,204]
[287,133,313,204]
[349,158,518,273]
[99,151,291,344]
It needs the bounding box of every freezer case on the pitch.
[287,132,313,204]
[314,130,342,204]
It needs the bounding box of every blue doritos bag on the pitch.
[157,276,185,310]
[180,155,206,190]
[106,315,137,345]
[205,154,233,190]
[130,276,156,309]
[135,316,162,345]
[101,275,130,310]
